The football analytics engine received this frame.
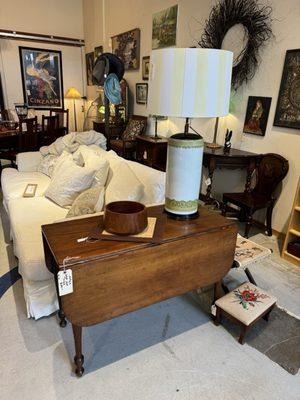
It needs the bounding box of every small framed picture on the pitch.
[243,96,272,136]
[142,56,150,80]
[136,83,148,104]
[23,183,37,197]
[94,45,103,61]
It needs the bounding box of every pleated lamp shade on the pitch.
[65,87,81,99]
[147,48,233,219]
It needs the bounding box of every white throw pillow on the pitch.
[45,155,97,207]
[73,145,109,186]
[105,162,145,205]
[37,155,59,177]
[66,186,105,217]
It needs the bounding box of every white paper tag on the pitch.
[57,269,73,296]
[205,178,211,186]
[211,304,217,316]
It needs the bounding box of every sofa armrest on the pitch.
[16,152,42,172]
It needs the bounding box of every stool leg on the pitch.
[244,268,257,285]
[238,324,248,345]
[214,307,221,326]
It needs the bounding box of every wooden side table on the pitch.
[42,205,237,376]
[136,135,168,171]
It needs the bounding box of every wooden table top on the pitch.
[42,205,236,268]
[204,144,259,157]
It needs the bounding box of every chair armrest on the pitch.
[16,152,42,172]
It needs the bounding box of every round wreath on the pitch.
[198,0,273,90]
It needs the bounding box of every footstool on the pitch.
[214,282,276,344]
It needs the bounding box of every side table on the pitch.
[136,135,168,171]
[42,205,237,376]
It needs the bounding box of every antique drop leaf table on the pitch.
[42,205,237,376]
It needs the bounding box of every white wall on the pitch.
[0,0,85,131]
[83,0,300,233]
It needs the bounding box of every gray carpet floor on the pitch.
[1,197,300,400]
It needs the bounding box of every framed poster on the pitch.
[152,5,178,50]
[136,83,148,104]
[111,28,140,70]
[142,56,150,80]
[243,96,272,136]
[19,47,64,110]
[274,49,300,129]
[86,52,94,86]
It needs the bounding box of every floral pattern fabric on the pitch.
[233,284,270,310]
[122,119,146,140]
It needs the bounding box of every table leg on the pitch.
[72,324,84,377]
[213,281,223,303]
[54,274,67,328]
[245,157,256,193]
[205,157,216,203]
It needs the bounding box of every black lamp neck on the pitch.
[184,117,190,135]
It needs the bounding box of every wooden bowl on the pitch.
[104,201,148,235]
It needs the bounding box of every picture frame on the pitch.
[19,46,64,110]
[111,28,140,70]
[142,56,150,80]
[85,52,94,86]
[243,96,272,136]
[136,83,148,104]
[274,49,300,130]
[23,183,37,198]
[94,45,103,61]
[152,5,178,50]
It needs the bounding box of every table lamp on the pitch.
[147,48,233,219]
[65,87,81,131]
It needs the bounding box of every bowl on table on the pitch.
[104,201,148,235]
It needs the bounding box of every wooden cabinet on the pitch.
[282,177,300,266]
[136,135,168,171]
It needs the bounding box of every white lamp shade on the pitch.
[147,48,233,118]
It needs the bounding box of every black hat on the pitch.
[92,52,124,86]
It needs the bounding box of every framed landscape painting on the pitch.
[19,46,64,110]
[111,28,140,70]
[152,5,178,49]
[136,83,148,104]
[142,56,150,80]
[274,49,300,129]
[243,96,272,136]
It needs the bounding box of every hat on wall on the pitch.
[92,53,124,86]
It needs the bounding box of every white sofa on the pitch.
[1,148,165,319]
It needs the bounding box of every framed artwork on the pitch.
[19,46,64,110]
[152,5,178,50]
[111,28,140,70]
[274,49,300,129]
[94,45,103,61]
[136,83,148,104]
[142,56,150,80]
[243,96,272,136]
[86,52,94,86]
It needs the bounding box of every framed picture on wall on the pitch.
[86,52,94,86]
[94,45,103,61]
[111,28,140,70]
[274,49,300,130]
[152,5,178,50]
[142,56,150,80]
[136,83,148,104]
[19,46,64,110]
[243,96,272,136]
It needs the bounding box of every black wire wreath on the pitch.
[198,0,273,90]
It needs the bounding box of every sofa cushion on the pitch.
[37,154,59,177]
[66,186,105,218]
[45,154,97,207]
[8,197,67,281]
[105,162,144,204]
[1,168,51,204]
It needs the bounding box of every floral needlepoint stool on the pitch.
[214,282,276,344]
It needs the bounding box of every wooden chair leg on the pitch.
[244,210,253,238]
[238,324,248,345]
[266,205,274,236]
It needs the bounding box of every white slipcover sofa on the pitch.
[1,148,165,319]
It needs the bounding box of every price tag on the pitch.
[205,178,211,186]
[57,269,73,296]
[211,304,217,316]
